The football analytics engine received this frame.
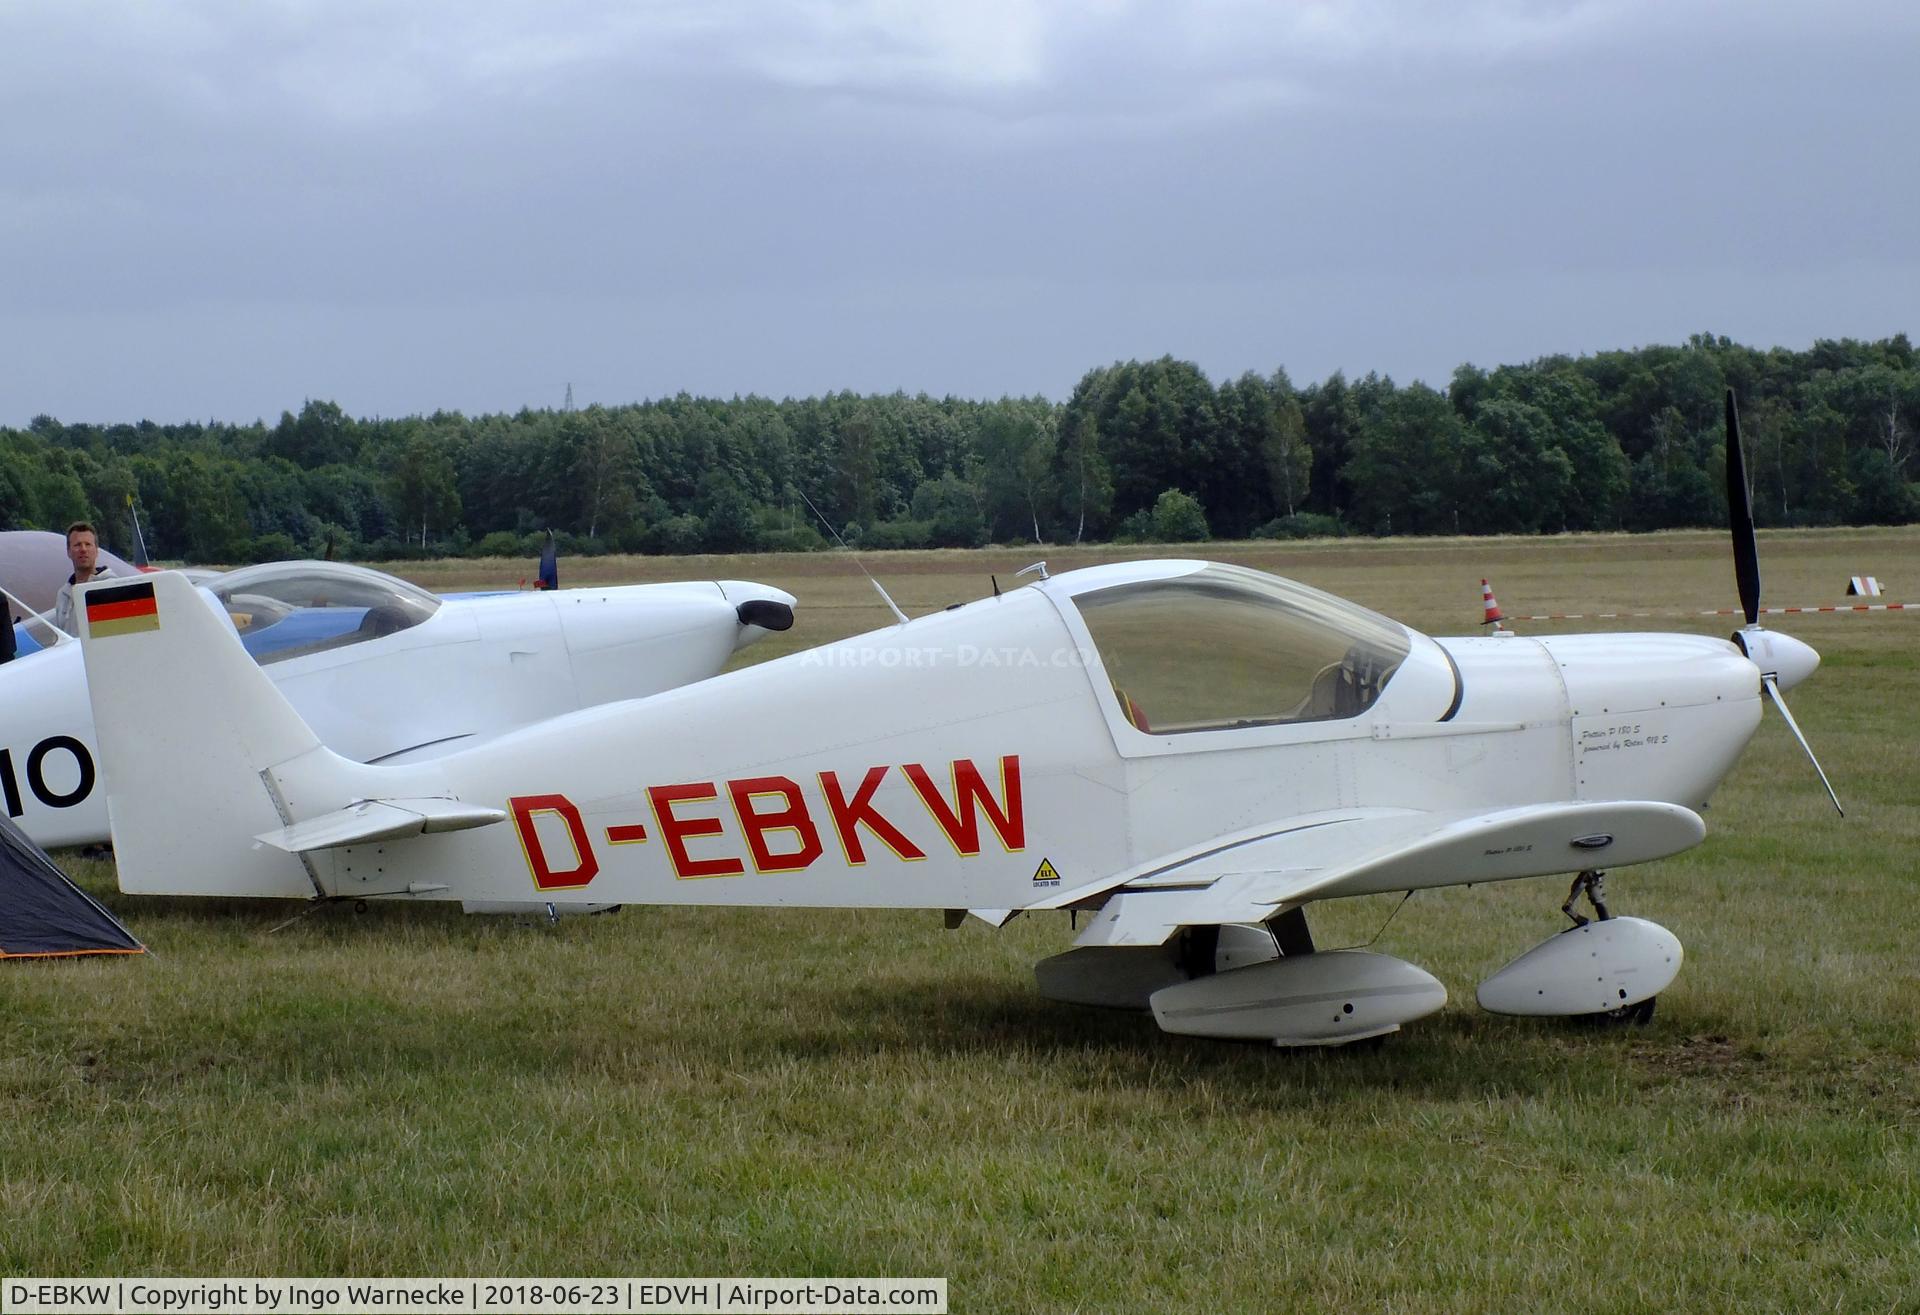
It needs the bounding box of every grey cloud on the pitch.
[1,0,1914,423]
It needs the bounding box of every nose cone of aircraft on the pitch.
[1733,627,1820,691]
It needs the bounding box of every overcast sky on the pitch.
[3,0,1914,427]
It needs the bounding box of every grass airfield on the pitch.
[4,528,1917,1312]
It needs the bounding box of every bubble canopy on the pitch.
[207,561,442,664]
[1071,563,1412,734]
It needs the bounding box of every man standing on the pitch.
[50,522,102,634]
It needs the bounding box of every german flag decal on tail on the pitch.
[85,580,160,638]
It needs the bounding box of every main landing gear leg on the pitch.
[1269,907,1315,958]
[1562,869,1611,928]
[1177,924,1221,980]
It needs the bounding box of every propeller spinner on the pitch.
[1724,389,1842,815]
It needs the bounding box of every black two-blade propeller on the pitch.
[1724,390,1843,815]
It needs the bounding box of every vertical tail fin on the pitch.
[76,573,363,897]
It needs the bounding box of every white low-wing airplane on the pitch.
[72,395,1833,1045]
[3,559,796,852]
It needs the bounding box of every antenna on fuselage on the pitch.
[797,487,909,625]
[127,495,151,569]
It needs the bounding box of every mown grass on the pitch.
[3,529,1916,1312]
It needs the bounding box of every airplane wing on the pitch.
[1044,800,1705,949]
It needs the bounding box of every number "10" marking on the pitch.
[0,736,96,816]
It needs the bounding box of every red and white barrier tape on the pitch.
[1505,603,1911,621]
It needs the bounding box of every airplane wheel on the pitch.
[1582,996,1656,1027]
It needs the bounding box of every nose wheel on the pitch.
[1586,996,1658,1027]
[1562,869,1658,1026]
[1480,871,1678,1022]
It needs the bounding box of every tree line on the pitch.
[2,333,1915,564]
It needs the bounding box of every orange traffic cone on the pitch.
[1480,579,1504,626]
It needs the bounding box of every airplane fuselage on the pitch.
[230,568,1764,911]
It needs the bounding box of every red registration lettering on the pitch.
[649,782,746,879]
[509,794,600,890]
[728,776,824,873]
[819,766,926,864]
[903,755,1025,855]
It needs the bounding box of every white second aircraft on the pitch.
[72,395,1834,1045]
[3,559,795,853]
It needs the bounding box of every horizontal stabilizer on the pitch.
[1072,800,1706,948]
[254,797,506,854]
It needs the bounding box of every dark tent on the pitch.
[0,813,145,959]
